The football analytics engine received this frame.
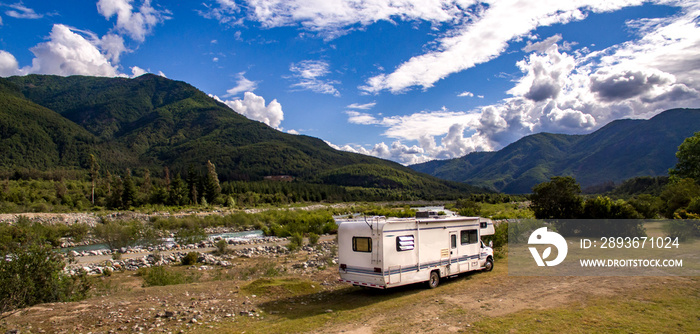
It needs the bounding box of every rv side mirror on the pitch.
[489,240,493,248]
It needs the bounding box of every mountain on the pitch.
[0,74,482,197]
[410,108,700,194]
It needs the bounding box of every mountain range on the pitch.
[410,108,700,194]
[0,74,482,198]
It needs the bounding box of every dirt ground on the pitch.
[1,247,697,334]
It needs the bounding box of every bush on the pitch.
[93,220,142,250]
[141,266,198,287]
[287,232,304,252]
[0,241,91,313]
[181,252,199,266]
[215,239,229,254]
[308,232,320,246]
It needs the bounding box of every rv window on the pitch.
[480,221,488,229]
[352,237,372,252]
[460,230,478,245]
[396,235,415,251]
[451,234,457,249]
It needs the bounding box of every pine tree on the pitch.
[122,169,137,209]
[108,175,123,209]
[204,160,221,204]
[186,165,199,205]
[169,174,188,206]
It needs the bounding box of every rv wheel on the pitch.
[427,271,440,289]
[484,257,494,272]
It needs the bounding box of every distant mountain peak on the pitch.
[410,108,700,194]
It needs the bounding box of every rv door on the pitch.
[448,232,460,274]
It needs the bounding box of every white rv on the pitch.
[336,212,495,289]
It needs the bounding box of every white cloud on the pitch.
[215,91,284,128]
[346,111,381,125]
[457,91,473,97]
[4,3,43,19]
[226,71,259,96]
[0,50,20,77]
[361,0,648,93]
[522,34,563,53]
[288,60,340,96]
[198,0,242,26]
[211,0,472,39]
[339,2,700,163]
[327,140,430,165]
[98,33,129,63]
[130,66,147,77]
[97,0,169,42]
[346,102,376,110]
[27,24,121,77]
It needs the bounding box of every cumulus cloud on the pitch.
[27,24,121,77]
[97,0,169,42]
[288,60,340,96]
[1,20,168,79]
[215,92,284,128]
[590,69,674,102]
[130,66,147,77]
[0,50,20,77]
[342,108,486,162]
[327,140,429,165]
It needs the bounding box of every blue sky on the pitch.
[1,1,699,165]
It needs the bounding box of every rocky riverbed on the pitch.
[65,239,337,277]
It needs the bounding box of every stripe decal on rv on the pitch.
[342,254,482,276]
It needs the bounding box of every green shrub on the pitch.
[0,241,91,313]
[141,266,198,287]
[215,239,229,254]
[181,252,199,266]
[288,232,304,251]
[308,232,320,246]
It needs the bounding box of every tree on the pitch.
[530,176,583,219]
[108,175,123,209]
[669,132,700,182]
[168,174,188,206]
[582,196,641,219]
[204,160,221,204]
[89,154,100,205]
[660,178,700,218]
[187,165,199,205]
[122,169,137,208]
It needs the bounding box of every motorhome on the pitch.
[336,212,495,289]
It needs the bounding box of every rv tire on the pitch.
[484,257,494,272]
[427,271,440,289]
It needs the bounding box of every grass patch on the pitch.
[468,283,699,333]
[242,278,319,297]
[138,266,200,287]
